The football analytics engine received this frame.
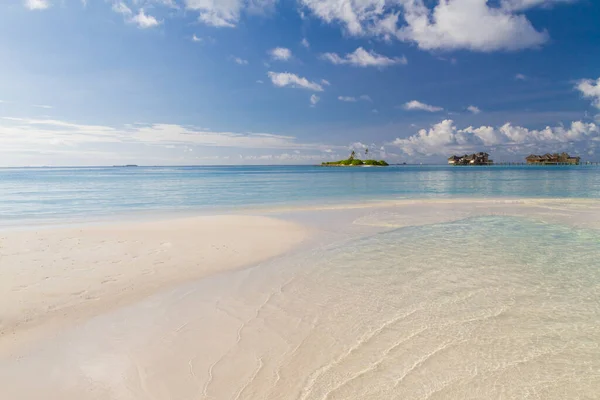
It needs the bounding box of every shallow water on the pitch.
[4,214,600,399]
[2,165,600,223]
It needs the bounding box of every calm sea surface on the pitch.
[1,165,600,222]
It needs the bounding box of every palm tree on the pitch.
[349,150,356,160]
[365,148,369,159]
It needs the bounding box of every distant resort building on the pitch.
[448,152,493,165]
[525,153,580,165]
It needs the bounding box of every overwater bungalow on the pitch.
[448,152,493,166]
[525,153,580,165]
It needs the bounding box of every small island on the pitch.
[321,151,389,167]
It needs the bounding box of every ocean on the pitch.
[2,165,600,223]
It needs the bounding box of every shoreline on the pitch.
[4,196,600,232]
[2,199,600,398]
[0,214,310,354]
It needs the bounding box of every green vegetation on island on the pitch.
[321,150,389,167]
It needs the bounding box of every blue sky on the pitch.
[1,0,600,166]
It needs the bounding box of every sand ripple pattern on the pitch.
[2,216,600,399]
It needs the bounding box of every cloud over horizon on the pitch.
[392,119,599,159]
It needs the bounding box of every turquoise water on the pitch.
[6,215,598,399]
[1,165,600,221]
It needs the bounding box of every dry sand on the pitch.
[0,215,309,353]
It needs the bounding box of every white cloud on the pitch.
[0,117,341,151]
[192,34,203,42]
[301,38,310,48]
[302,0,560,52]
[391,119,599,157]
[501,0,577,11]
[269,47,292,61]
[184,0,241,27]
[184,0,276,28]
[321,79,331,86]
[403,100,443,112]
[154,0,180,8]
[310,94,320,106]
[131,9,161,28]
[576,77,600,109]
[267,72,324,91]
[112,1,132,15]
[25,0,50,10]
[33,104,53,109]
[338,95,371,103]
[300,0,386,36]
[398,0,548,51]
[515,73,527,80]
[256,80,264,84]
[321,47,406,68]
[467,105,481,114]
[0,116,351,166]
[233,57,249,65]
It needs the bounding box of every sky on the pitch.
[1,0,600,166]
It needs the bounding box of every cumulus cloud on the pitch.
[397,0,548,51]
[391,119,599,157]
[184,0,275,28]
[310,94,320,106]
[301,0,564,52]
[132,9,161,28]
[267,72,324,91]
[360,95,372,102]
[576,77,600,109]
[233,57,249,65]
[301,38,310,48]
[112,1,132,15]
[184,0,241,27]
[25,0,50,9]
[467,105,481,114]
[403,100,443,112]
[321,47,406,68]
[192,34,203,42]
[269,47,292,61]
[300,0,387,36]
[321,79,331,86]
[515,73,527,80]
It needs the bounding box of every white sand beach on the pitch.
[2,199,600,399]
[0,215,309,353]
